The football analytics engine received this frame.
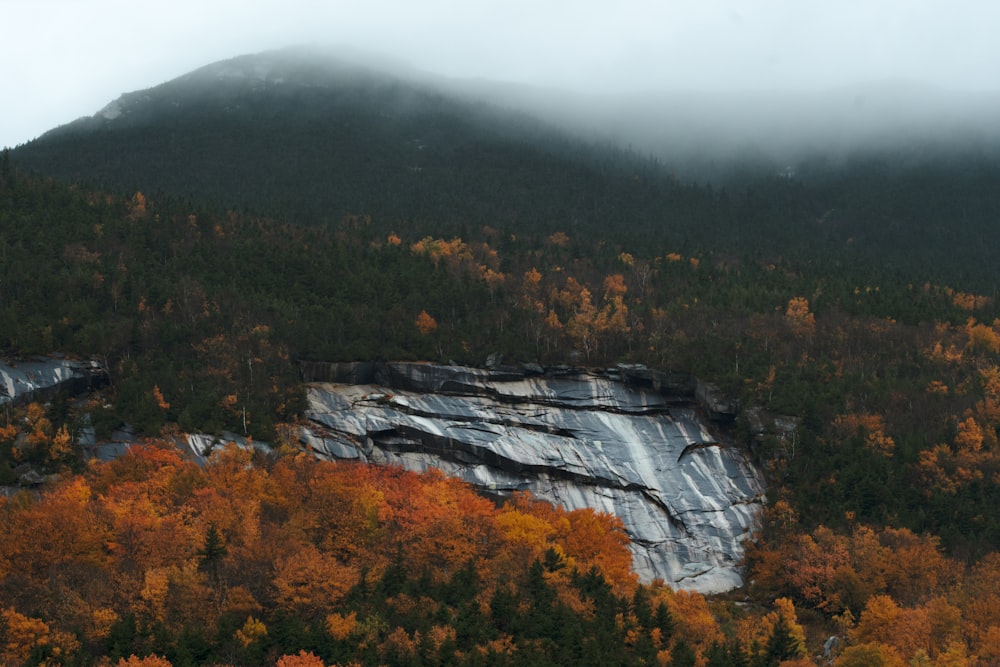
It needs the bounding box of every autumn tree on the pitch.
[596,273,631,354]
[519,267,553,356]
[272,543,360,618]
[127,191,148,221]
[834,642,906,667]
[0,607,80,666]
[785,296,816,339]
[275,649,326,667]
[557,276,600,358]
[832,412,896,457]
[415,310,438,335]
[115,655,174,666]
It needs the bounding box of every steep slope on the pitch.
[11,47,1000,289]
[11,47,687,239]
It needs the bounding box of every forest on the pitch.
[2,442,998,666]
[3,55,1000,664]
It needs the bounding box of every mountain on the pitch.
[12,46,684,239]
[11,46,1000,291]
[5,47,1000,664]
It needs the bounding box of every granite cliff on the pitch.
[0,357,107,406]
[299,361,765,593]
[2,356,764,592]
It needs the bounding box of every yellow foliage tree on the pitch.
[548,231,570,246]
[832,412,895,457]
[1,608,52,665]
[965,317,1000,353]
[953,416,983,453]
[127,191,148,221]
[834,642,906,666]
[116,655,174,667]
[275,650,326,667]
[234,615,268,647]
[49,423,75,462]
[785,296,816,338]
[415,310,438,335]
[326,611,358,641]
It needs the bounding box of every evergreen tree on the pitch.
[197,522,228,609]
[197,522,227,570]
[653,600,674,641]
[632,586,653,630]
[670,638,697,667]
[764,613,806,665]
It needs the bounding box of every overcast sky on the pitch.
[4,0,1000,148]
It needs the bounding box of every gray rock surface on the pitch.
[0,357,107,406]
[300,362,765,593]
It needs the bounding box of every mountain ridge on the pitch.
[16,47,662,234]
[10,46,1000,289]
[24,46,1000,183]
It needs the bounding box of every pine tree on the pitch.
[764,613,806,665]
[670,638,697,667]
[653,600,674,640]
[197,522,227,569]
[197,522,228,609]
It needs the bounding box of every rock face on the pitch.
[0,357,107,406]
[300,362,765,593]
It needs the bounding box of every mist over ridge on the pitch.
[27,45,1000,185]
[12,45,1000,293]
[443,68,1000,182]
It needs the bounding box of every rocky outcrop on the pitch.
[300,362,765,593]
[744,407,800,449]
[0,357,107,406]
[695,379,739,422]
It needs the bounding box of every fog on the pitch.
[453,78,1000,181]
[5,0,1000,163]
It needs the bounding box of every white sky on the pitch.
[4,0,1000,148]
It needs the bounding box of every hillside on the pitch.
[12,47,1000,290]
[3,48,1000,664]
[12,47,683,240]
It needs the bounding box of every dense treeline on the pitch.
[1,443,998,665]
[0,443,753,666]
[2,163,1000,550]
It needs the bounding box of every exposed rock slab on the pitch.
[300,362,765,593]
[0,357,107,406]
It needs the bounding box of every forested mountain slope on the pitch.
[4,47,1000,664]
[11,47,1000,290]
[12,48,680,240]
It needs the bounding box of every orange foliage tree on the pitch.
[785,296,816,339]
[115,655,174,666]
[415,309,438,335]
[275,650,326,667]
